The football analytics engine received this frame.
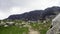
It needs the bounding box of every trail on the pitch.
[22,22,40,34]
[27,24,40,34]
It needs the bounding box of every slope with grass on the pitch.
[0,20,51,34]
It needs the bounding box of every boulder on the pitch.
[46,13,60,34]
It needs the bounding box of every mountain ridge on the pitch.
[6,6,60,21]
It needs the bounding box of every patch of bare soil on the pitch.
[28,25,40,34]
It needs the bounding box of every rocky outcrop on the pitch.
[0,21,15,27]
[46,13,60,34]
[6,6,60,21]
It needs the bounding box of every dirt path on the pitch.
[23,22,40,34]
[29,30,39,34]
[28,25,40,34]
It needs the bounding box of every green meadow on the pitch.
[0,20,51,34]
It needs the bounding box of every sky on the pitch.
[0,0,60,20]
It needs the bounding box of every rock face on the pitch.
[6,6,60,21]
[46,13,60,34]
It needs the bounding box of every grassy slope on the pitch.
[0,20,51,34]
[29,21,51,34]
[0,26,29,34]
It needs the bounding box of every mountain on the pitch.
[6,6,60,21]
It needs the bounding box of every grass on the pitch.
[0,26,29,34]
[29,21,51,34]
[0,20,51,34]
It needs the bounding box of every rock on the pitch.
[46,24,60,34]
[51,14,60,26]
[6,22,15,25]
[43,20,46,23]
[15,23,19,26]
[46,13,60,34]
[0,21,6,26]
[4,25,8,27]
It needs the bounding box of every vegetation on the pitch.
[0,20,51,34]
[0,26,29,34]
[29,21,51,34]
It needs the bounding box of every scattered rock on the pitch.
[6,22,15,25]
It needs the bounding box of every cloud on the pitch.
[0,11,10,20]
[0,0,60,11]
[0,0,60,19]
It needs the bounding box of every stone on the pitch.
[6,22,15,25]
[46,13,60,34]
[4,25,8,27]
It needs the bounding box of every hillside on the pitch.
[6,6,60,21]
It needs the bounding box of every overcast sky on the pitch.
[0,0,60,20]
